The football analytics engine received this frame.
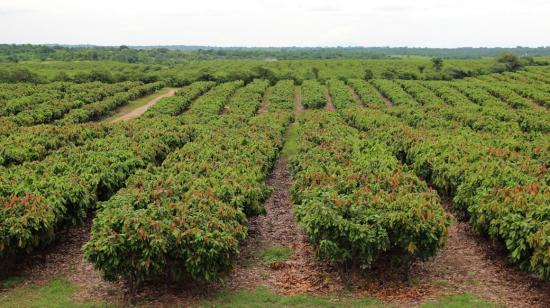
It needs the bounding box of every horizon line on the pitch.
[2,43,550,49]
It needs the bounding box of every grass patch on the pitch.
[258,245,294,266]
[282,124,300,159]
[422,293,496,308]
[200,286,382,308]
[0,275,106,307]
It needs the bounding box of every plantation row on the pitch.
[301,80,326,109]
[1,65,549,288]
[223,79,269,117]
[4,53,550,89]
[471,70,550,107]
[84,80,293,290]
[144,81,216,117]
[347,78,550,167]
[0,81,243,260]
[267,80,295,112]
[289,110,451,268]
[0,123,111,167]
[182,81,244,121]
[327,79,358,110]
[0,81,160,127]
[336,80,550,280]
[481,70,550,109]
[0,81,127,116]
[57,81,165,124]
[0,82,217,168]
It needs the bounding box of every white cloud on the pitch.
[0,0,549,47]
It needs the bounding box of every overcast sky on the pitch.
[1,0,549,47]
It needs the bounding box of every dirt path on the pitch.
[223,157,343,295]
[294,86,303,115]
[222,83,345,294]
[407,198,550,307]
[348,86,364,106]
[527,98,546,110]
[324,86,336,112]
[369,85,394,107]
[381,94,394,107]
[2,221,123,304]
[109,88,176,123]
[258,87,271,114]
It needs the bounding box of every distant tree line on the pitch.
[362,53,547,81]
[2,44,550,64]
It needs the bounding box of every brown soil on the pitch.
[368,84,394,107]
[224,157,344,295]
[527,98,546,110]
[258,87,271,114]
[407,198,550,307]
[110,89,176,123]
[2,220,124,304]
[348,86,364,106]
[381,94,394,107]
[294,86,303,115]
[218,88,343,295]
[324,86,336,112]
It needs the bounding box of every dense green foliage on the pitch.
[0,124,111,166]
[0,81,243,260]
[57,81,165,124]
[339,69,550,279]
[289,111,451,268]
[0,55,543,87]
[268,80,295,112]
[301,80,326,109]
[2,44,550,63]
[84,80,292,291]
[0,81,163,126]
[1,54,549,291]
[145,81,215,117]
[326,79,357,110]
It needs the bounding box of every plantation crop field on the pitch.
[1,58,550,307]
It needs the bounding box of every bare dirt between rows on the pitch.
[348,86,364,106]
[527,98,547,110]
[211,84,345,295]
[110,88,176,123]
[1,220,124,304]
[223,157,344,294]
[381,93,394,107]
[257,87,271,114]
[324,86,336,112]
[406,197,550,308]
[294,86,303,115]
